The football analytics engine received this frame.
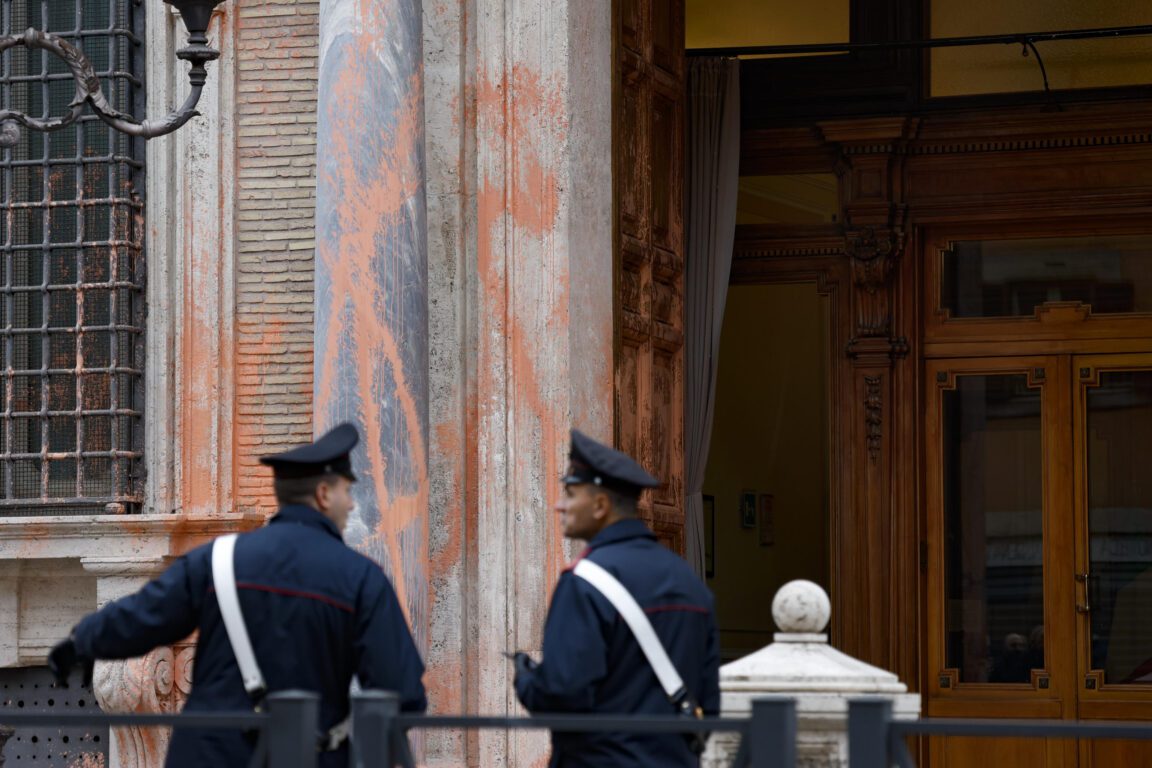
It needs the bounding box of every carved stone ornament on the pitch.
[0,723,12,767]
[864,375,882,462]
[92,642,196,768]
[846,225,905,338]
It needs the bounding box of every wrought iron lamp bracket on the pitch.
[0,0,224,147]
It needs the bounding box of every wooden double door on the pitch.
[925,352,1152,766]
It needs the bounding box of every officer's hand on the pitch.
[512,652,538,682]
[47,637,93,688]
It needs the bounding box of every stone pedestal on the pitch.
[703,580,921,768]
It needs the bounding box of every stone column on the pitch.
[314,0,430,653]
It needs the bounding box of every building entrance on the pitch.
[922,230,1152,767]
[925,354,1152,766]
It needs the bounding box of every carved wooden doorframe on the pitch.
[613,0,687,550]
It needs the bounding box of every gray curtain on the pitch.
[684,57,740,577]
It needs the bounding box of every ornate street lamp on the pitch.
[0,0,225,147]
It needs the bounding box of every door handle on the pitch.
[1076,572,1091,613]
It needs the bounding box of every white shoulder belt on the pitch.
[211,534,267,701]
[211,533,350,751]
[572,558,688,703]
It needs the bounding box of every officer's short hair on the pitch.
[273,473,344,507]
[594,486,639,517]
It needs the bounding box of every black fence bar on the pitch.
[0,710,266,728]
[848,696,1152,768]
[363,692,797,768]
[849,698,893,768]
[686,23,1152,57]
[893,718,1152,741]
[395,713,751,733]
[266,690,319,768]
[748,696,797,767]
[352,689,398,768]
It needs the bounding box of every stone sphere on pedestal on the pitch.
[771,579,832,634]
[703,579,920,768]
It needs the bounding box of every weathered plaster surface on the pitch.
[422,0,471,762]
[315,0,430,654]
[145,0,237,517]
[313,2,613,766]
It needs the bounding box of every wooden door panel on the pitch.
[614,0,685,550]
[925,356,1076,719]
[619,72,647,239]
[1073,354,1152,729]
[1082,739,1152,768]
[650,0,679,75]
[930,736,1075,767]
[649,91,679,250]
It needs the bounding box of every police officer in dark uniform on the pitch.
[46,423,427,767]
[514,429,721,768]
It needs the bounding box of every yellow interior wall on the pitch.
[931,1,1152,96]
[686,0,1150,96]
[736,175,840,225]
[704,283,831,659]
[686,0,848,49]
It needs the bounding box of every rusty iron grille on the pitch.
[0,0,144,516]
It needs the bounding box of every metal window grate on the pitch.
[0,0,144,516]
[0,667,109,767]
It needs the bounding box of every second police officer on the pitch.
[514,429,721,767]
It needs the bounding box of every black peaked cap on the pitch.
[561,428,660,498]
[259,422,360,481]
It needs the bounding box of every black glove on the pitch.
[47,637,94,688]
[510,651,538,686]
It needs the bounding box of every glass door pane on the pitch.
[1084,368,1152,686]
[943,373,1045,683]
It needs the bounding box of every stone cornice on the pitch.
[0,513,265,560]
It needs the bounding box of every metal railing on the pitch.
[848,698,1152,768]
[6,691,1152,767]
[0,690,800,768]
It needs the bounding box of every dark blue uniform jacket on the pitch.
[515,518,721,768]
[71,504,427,768]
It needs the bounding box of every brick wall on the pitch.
[233,0,319,513]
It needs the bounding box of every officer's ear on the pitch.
[312,475,339,512]
[590,487,613,519]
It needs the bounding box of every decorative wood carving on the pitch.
[847,222,905,340]
[864,374,882,462]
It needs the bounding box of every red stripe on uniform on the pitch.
[234,582,355,614]
[644,605,710,615]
